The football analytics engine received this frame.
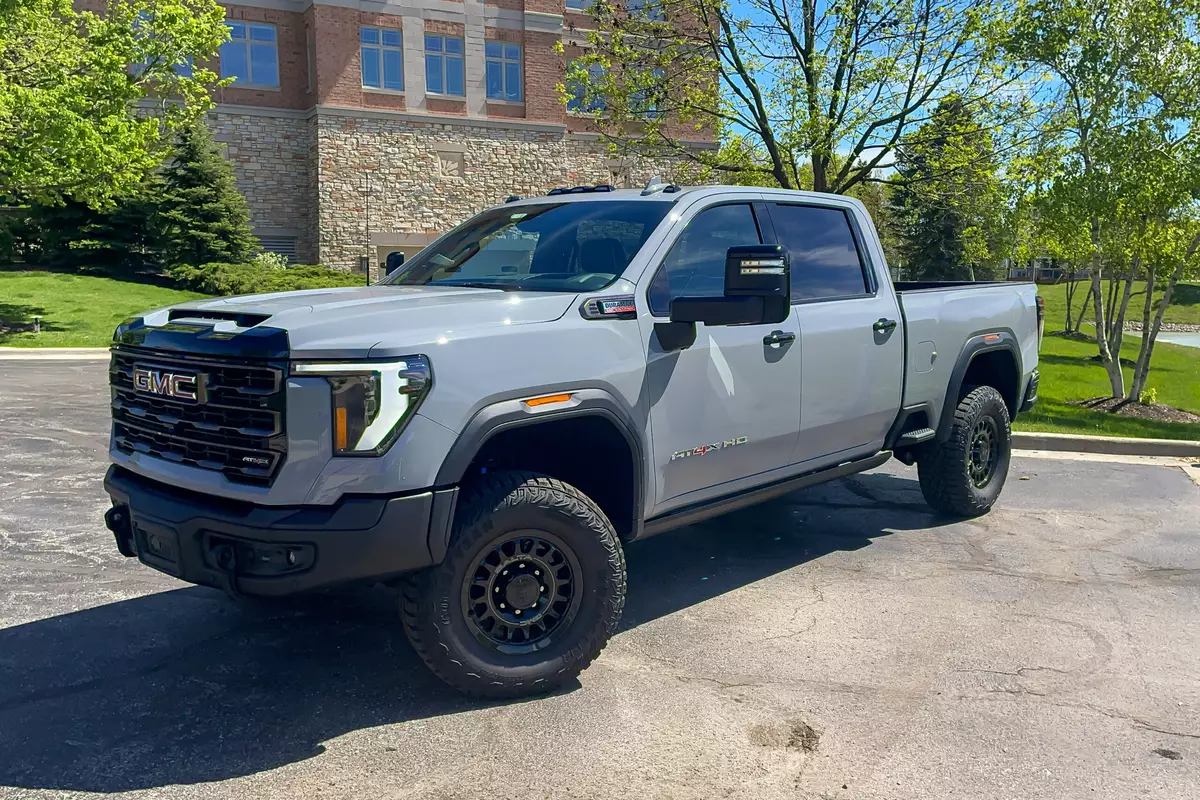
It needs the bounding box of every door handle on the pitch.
[763,330,796,346]
[873,318,898,334]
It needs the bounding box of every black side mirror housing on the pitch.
[669,244,790,327]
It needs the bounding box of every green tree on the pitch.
[155,122,257,268]
[564,0,1026,195]
[890,96,1006,281]
[29,183,162,272]
[0,0,228,207]
[1004,0,1200,399]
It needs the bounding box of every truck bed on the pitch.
[895,280,1040,428]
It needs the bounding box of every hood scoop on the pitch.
[168,308,271,328]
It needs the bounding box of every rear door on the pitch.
[638,198,803,511]
[762,201,903,469]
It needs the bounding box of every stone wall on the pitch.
[210,111,316,263]
[313,111,704,270]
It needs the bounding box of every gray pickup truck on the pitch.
[103,183,1042,697]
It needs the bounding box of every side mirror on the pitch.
[385,251,406,275]
[669,244,790,326]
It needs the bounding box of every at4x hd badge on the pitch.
[670,436,748,461]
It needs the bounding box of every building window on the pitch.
[628,0,666,21]
[567,60,606,113]
[425,34,465,96]
[361,26,403,90]
[566,0,597,10]
[485,42,522,102]
[631,67,666,116]
[221,21,279,87]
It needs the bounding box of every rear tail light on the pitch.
[1035,295,1045,345]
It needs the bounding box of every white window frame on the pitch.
[424,34,466,97]
[221,20,280,88]
[485,41,523,102]
[361,26,404,91]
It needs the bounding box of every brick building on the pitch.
[87,0,714,272]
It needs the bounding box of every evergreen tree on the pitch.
[890,96,1004,281]
[29,180,162,273]
[156,122,257,268]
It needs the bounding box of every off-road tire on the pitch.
[917,385,1012,517]
[400,470,626,698]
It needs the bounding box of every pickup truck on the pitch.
[103,183,1042,698]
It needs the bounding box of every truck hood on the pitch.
[136,285,578,359]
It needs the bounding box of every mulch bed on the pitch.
[1075,396,1200,425]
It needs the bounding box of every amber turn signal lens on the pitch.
[524,393,572,407]
[334,406,349,451]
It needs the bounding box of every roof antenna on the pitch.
[641,175,669,196]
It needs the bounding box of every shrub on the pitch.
[171,262,365,296]
[252,251,291,270]
[1139,386,1159,405]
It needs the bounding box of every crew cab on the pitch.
[103,183,1041,697]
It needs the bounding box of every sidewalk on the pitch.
[0,347,110,360]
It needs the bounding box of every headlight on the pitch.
[293,357,431,456]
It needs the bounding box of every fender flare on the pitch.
[430,388,648,550]
[936,330,1023,443]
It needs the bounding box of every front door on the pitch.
[638,200,803,512]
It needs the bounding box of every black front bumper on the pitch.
[103,466,456,596]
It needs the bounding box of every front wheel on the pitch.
[400,471,626,698]
[917,385,1012,517]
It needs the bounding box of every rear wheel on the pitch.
[401,471,625,698]
[917,385,1012,517]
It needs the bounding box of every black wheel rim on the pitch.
[968,416,1002,488]
[460,531,582,654]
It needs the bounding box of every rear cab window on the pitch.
[767,204,871,303]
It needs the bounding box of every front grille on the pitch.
[110,347,287,486]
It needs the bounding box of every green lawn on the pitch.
[1037,279,1200,331]
[1015,333,1200,440]
[0,270,208,348]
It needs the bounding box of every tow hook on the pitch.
[210,542,244,600]
[104,505,136,557]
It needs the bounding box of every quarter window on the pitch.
[425,34,465,96]
[485,42,523,102]
[648,204,762,315]
[221,21,279,87]
[361,26,403,91]
[769,204,869,301]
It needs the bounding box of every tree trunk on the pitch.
[1110,258,1139,359]
[1129,263,1158,402]
[1064,275,1076,332]
[1104,277,1121,344]
[811,153,828,193]
[1130,232,1200,400]
[1089,216,1125,398]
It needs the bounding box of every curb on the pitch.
[1013,430,1200,458]
[0,347,110,361]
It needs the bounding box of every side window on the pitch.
[648,204,761,315]
[770,204,869,302]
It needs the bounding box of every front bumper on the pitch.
[103,465,456,596]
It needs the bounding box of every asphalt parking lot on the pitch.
[1,360,1198,800]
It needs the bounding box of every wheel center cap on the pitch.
[505,575,541,608]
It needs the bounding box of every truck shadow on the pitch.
[0,471,948,792]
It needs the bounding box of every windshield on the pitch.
[382,200,672,292]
